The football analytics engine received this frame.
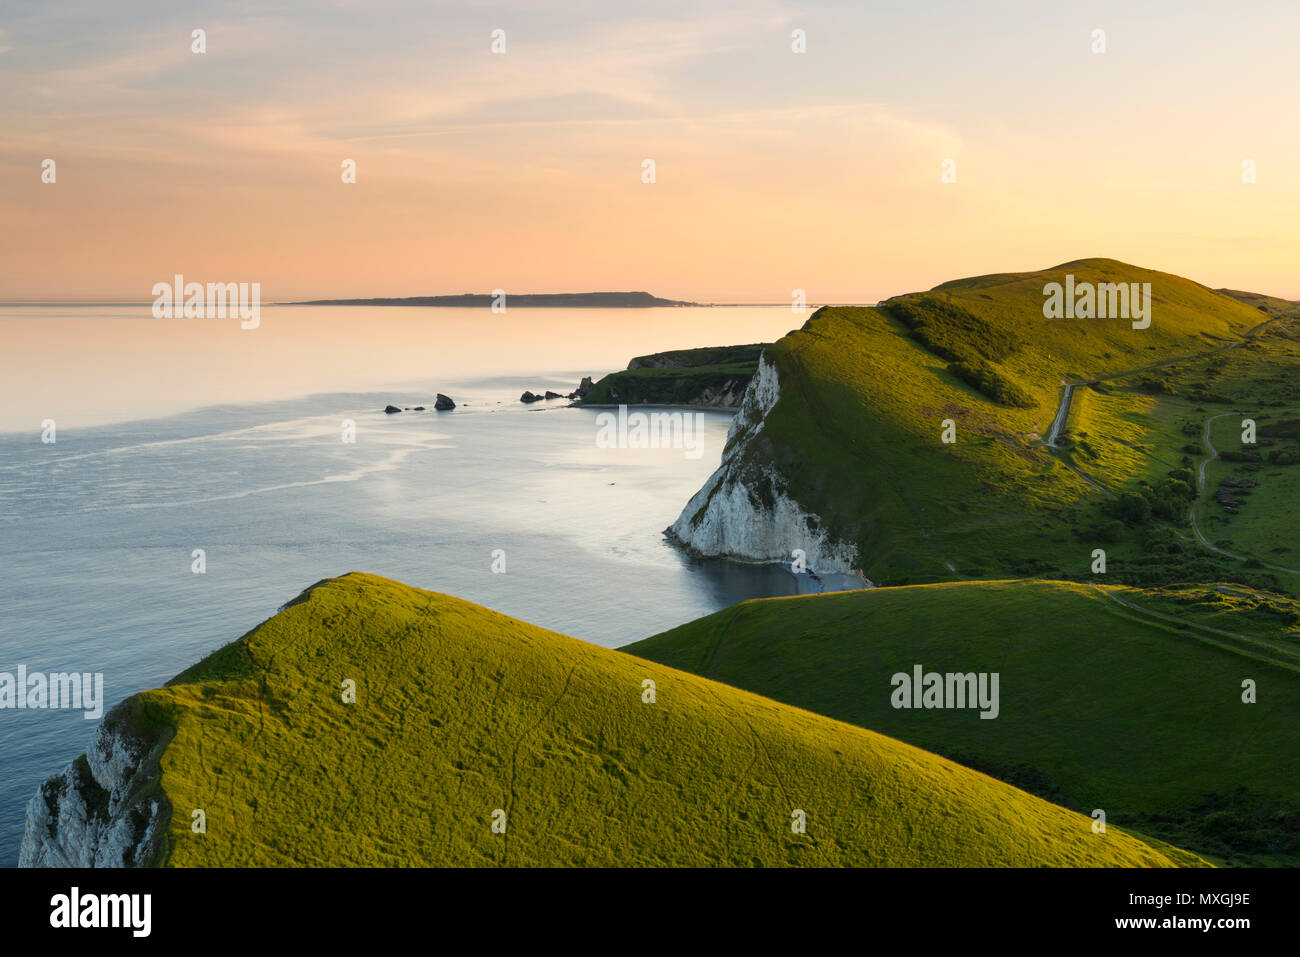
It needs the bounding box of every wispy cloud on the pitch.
[2,0,1298,300]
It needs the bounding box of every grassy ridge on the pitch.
[584,344,767,406]
[627,579,1300,865]
[127,573,1191,867]
[583,364,757,406]
[730,259,1285,585]
[626,344,769,369]
[1219,289,1300,320]
[753,303,1087,582]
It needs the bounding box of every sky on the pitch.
[1,0,1297,302]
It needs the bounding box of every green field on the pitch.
[627,578,1300,865]
[96,573,1198,867]
[1199,414,1300,563]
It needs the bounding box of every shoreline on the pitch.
[665,535,870,594]
[789,568,871,594]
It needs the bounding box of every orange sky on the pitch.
[2,0,1297,302]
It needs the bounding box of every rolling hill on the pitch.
[627,578,1300,865]
[582,343,769,408]
[667,258,1299,592]
[19,573,1199,868]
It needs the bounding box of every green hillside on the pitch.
[583,344,767,407]
[715,258,1298,589]
[627,578,1300,865]
[1219,288,1300,320]
[103,573,1194,867]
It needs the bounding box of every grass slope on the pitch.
[584,344,766,406]
[124,573,1190,867]
[727,258,1291,587]
[1218,289,1300,320]
[627,579,1300,865]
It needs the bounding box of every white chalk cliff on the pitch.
[19,702,168,867]
[668,353,859,574]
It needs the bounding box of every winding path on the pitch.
[1189,412,1239,555]
[1093,585,1300,669]
[1043,380,1112,494]
[1042,313,1295,499]
[1045,383,1076,447]
[1188,412,1300,577]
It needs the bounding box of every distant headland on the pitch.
[290,291,697,307]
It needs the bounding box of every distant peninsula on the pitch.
[290,291,696,307]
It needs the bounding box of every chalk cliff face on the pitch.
[667,354,859,574]
[680,376,749,409]
[19,702,169,867]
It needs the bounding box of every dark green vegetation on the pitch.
[584,343,768,407]
[725,258,1298,591]
[295,291,695,307]
[885,295,1034,405]
[110,574,1198,867]
[627,344,769,369]
[628,579,1300,865]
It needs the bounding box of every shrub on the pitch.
[1139,378,1176,395]
[885,296,1021,363]
[947,360,1037,408]
[1112,492,1152,525]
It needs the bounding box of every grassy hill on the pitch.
[704,258,1297,589]
[583,344,768,407]
[1219,288,1300,320]
[627,578,1300,865]
[95,573,1195,867]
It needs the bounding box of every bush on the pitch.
[1139,378,1176,395]
[885,296,1021,363]
[947,360,1037,408]
[1096,519,1127,543]
[1112,492,1152,525]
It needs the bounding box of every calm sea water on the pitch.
[0,304,802,865]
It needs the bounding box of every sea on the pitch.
[0,302,805,865]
